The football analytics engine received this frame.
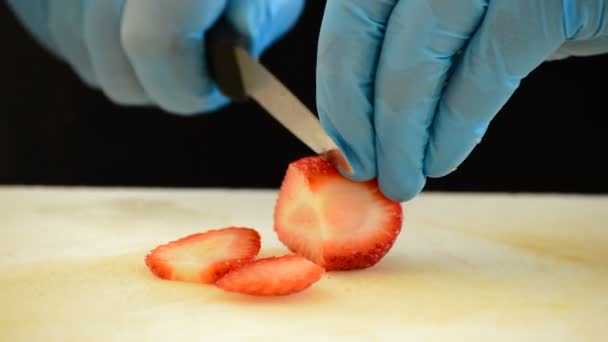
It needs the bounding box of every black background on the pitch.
[1,1,606,195]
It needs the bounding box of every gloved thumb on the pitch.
[224,0,305,57]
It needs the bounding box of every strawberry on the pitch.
[145,227,261,284]
[215,254,325,296]
[273,155,403,271]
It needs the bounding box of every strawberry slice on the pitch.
[145,227,261,284]
[273,155,403,271]
[215,254,325,296]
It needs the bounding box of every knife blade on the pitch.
[205,18,352,174]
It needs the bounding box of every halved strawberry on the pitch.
[273,155,403,271]
[145,227,261,284]
[215,254,325,296]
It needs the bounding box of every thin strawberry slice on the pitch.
[215,254,325,296]
[273,155,403,271]
[145,227,261,284]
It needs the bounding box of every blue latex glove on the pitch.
[7,0,304,115]
[316,0,608,202]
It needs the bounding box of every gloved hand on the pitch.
[316,0,608,202]
[7,0,304,115]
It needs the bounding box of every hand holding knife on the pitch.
[205,17,352,175]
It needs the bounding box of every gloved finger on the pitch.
[47,0,98,87]
[83,0,149,105]
[225,0,305,58]
[6,0,59,56]
[548,37,608,61]
[373,0,488,202]
[423,1,569,177]
[121,0,230,115]
[316,0,398,181]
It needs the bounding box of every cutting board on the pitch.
[1,186,606,341]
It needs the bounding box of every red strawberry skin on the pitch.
[273,155,403,271]
[145,227,261,284]
[215,255,325,296]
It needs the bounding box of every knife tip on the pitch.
[323,149,353,176]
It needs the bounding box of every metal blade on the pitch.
[234,47,352,174]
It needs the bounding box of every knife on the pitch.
[205,18,352,174]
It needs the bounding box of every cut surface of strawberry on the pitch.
[273,155,403,271]
[215,254,325,296]
[145,227,261,284]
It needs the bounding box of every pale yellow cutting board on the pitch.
[0,186,606,341]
